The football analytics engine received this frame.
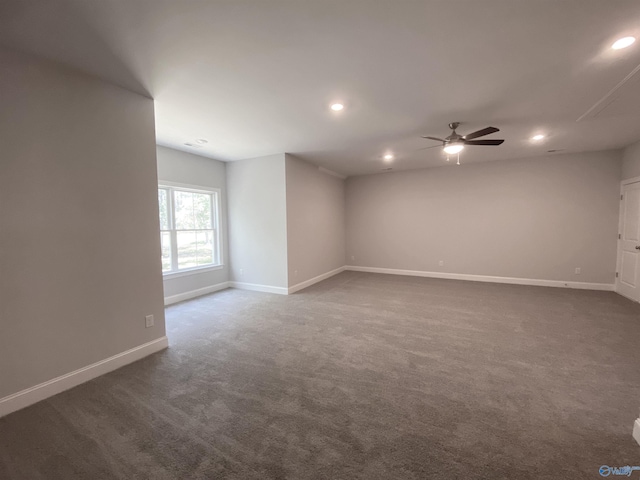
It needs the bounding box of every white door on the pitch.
[618,181,640,302]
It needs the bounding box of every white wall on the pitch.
[346,151,622,285]
[622,140,640,181]
[226,154,288,288]
[156,146,229,300]
[285,155,346,287]
[0,49,166,399]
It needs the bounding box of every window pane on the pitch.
[177,231,198,269]
[196,230,214,266]
[160,232,172,272]
[174,191,195,230]
[193,193,213,229]
[161,187,220,274]
[158,189,169,230]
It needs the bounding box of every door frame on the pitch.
[616,175,640,302]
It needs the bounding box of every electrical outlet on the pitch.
[239,268,244,277]
[351,256,355,261]
[438,260,444,267]
[575,268,581,275]
[145,315,154,328]
[294,270,298,277]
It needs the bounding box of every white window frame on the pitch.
[159,181,223,278]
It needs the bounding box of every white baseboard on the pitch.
[229,281,289,295]
[633,418,640,446]
[345,266,615,291]
[615,288,639,303]
[164,281,229,306]
[288,266,346,294]
[0,336,168,418]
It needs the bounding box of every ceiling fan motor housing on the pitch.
[446,122,462,142]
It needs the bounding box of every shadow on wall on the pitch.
[0,0,151,97]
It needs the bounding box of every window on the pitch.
[158,184,222,275]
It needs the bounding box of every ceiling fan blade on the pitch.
[464,139,504,146]
[413,145,444,151]
[463,126,499,140]
[421,136,445,142]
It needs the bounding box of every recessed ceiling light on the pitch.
[531,134,545,141]
[195,139,208,144]
[612,36,636,50]
[330,103,344,111]
[384,154,394,161]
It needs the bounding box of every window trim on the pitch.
[162,264,225,279]
[158,181,224,276]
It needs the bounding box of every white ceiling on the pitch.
[2,0,640,176]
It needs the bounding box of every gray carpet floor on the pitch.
[2,271,640,479]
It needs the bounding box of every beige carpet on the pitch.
[1,271,640,479]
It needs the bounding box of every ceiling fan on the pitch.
[421,122,504,157]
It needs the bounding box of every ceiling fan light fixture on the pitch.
[443,143,464,155]
[330,103,344,111]
[383,153,394,161]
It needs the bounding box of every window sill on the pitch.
[162,264,225,279]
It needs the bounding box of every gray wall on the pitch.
[346,151,622,284]
[285,155,346,286]
[0,49,166,399]
[226,154,288,288]
[622,140,640,181]
[156,146,229,299]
